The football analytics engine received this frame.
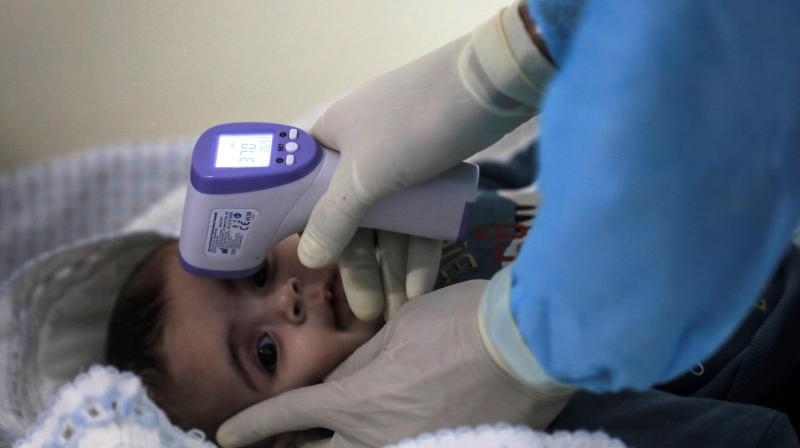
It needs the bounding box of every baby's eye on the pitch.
[256,333,278,374]
[251,262,270,288]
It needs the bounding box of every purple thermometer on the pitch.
[179,122,478,278]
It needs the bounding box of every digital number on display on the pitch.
[216,134,273,168]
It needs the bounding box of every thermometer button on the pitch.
[286,154,295,166]
[285,142,299,153]
[289,128,298,140]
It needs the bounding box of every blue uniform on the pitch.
[511,0,800,391]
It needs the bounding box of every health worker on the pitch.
[218,0,800,446]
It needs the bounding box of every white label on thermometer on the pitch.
[205,209,259,257]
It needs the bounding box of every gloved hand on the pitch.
[341,229,441,321]
[300,0,555,320]
[216,279,574,448]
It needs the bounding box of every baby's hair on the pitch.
[105,239,229,439]
[105,239,176,400]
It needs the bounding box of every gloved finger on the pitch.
[217,382,349,448]
[338,229,384,321]
[297,174,365,269]
[378,231,409,321]
[405,236,442,299]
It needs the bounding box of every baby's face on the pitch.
[156,236,381,435]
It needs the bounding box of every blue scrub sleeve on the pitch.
[510,0,800,391]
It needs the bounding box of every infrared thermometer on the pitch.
[179,122,478,278]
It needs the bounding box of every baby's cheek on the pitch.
[278,334,354,391]
[313,340,357,380]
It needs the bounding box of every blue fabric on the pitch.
[512,0,800,391]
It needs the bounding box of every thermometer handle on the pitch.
[360,159,478,241]
[283,148,478,242]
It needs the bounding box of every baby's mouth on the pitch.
[326,271,351,330]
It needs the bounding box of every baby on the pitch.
[105,234,382,446]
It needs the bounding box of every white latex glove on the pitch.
[340,229,442,321]
[299,1,555,320]
[217,280,573,448]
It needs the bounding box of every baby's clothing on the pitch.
[435,141,539,289]
[552,388,798,448]
[13,366,216,448]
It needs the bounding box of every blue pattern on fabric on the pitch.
[14,366,215,448]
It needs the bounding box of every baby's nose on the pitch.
[277,278,306,324]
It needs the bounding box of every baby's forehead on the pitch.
[151,240,179,270]
[160,241,190,281]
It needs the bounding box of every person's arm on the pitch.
[487,0,800,391]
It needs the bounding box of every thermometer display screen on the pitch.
[216,134,273,168]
